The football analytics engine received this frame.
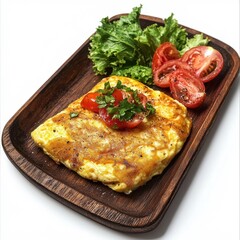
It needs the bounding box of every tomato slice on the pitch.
[169,69,206,108]
[153,59,193,88]
[181,46,224,83]
[81,92,100,113]
[99,91,149,129]
[111,89,125,106]
[99,108,143,130]
[137,93,148,108]
[152,42,180,73]
[81,84,153,130]
[99,108,125,129]
[81,90,146,129]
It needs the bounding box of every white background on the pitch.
[0,0,239,239]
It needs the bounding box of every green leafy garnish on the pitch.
[96,80,155,121]
[88,5,209,85]
[69,112,79,119]
[108,98,142,121]
[112,65,153,85]
[179,33,209,55]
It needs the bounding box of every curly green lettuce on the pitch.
[112,65,152,85]
[88,5,209,85]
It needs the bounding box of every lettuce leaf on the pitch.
[179,33,209,55]
[89,6,144,75]
[88,5,209,84]
[112,65,152,85]
[135,13,189,60]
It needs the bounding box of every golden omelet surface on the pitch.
[31,76,192,194]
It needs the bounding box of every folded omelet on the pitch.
[31,76,192,194]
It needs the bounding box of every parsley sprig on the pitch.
[96,80,155,121]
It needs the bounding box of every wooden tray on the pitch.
[2,14,239,233]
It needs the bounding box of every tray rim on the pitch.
[2,13,240,233]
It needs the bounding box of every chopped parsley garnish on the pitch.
[69,112,79,119]
[96,80,155,121]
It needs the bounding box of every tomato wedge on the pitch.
[98,90,147,129]
[137,93,148,108]
[169,69,206,108]
[111,89,125,106]
[81,84,154,130]
[152,42,180,73]
[81,92,100,113]
[181,46,224,82]
[153,59,193,88]
[99,108,143,130]
[81,89,126,112]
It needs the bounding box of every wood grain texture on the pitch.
[2,14,240,233]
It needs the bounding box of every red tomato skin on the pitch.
[121,116,143,129]
[82,89,148,130]
[99,108,143,130]
[153,59,193,88]
[98,91,148,130]
[181,46,224,83]
[137,93,148,108]
[152,42,180,72]
[169,69,206,108]
[81,89,125,113]
[99,108,125,129]
[81,92,100,113]
[112,89,125,106]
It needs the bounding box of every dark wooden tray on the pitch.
[2,14,239,233]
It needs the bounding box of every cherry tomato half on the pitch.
[111,89,126,106]
[81,92,100,113]
[153,59,193,88]
[81,89,149,130]
[169,69,206,108]
[99,108,143,130]
[99,91,148,129]
[152,42,180,73]
[181,46,224,83]
[137,93,148,108]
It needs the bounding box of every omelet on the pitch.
[31,76,192,194]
